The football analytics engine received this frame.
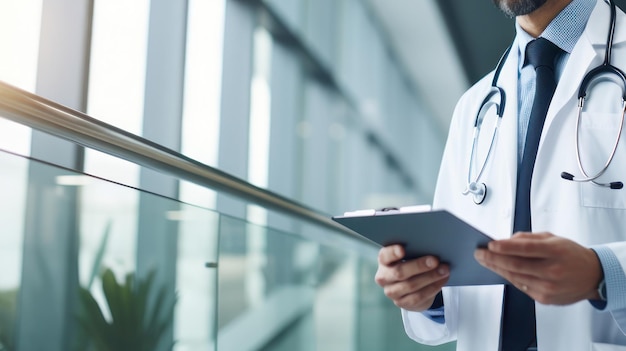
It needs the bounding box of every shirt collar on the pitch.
[516,0,596,69]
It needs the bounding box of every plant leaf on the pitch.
[78,267,176,350]
[77,287,113,351]
[87,220,112,290]
[102,269,129,350]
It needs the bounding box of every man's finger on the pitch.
[475,250,539,283]
[376,254,443,286]
[378,245,405,265]
[384,266,449,300]
[393,275,449,311]
[474,248,545,277]
[487,236,557,257]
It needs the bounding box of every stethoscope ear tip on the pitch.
[561,171,623,189]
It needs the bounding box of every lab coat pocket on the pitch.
[578,112,626,209]
[592,343,626,351]
[581,183,626,209]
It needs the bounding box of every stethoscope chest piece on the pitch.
[463,181,487,205]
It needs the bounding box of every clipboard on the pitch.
[332,207,506,286]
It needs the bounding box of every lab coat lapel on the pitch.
[498,39,520,231]
[540,0,625,149]
[544,41,597,130]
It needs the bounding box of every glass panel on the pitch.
[263,0,303,35]
[248,27,273,189]
[0,150,27,350]
[0,138,453,351]
[336,0,370,104]
[0,0,42,155]
[87,0,149,134]
[0,0,42,91]
[174,204,220,351]
[85,0,150,187]
[179,0,226,211]
[216,213,456,350]
[0,148,219,350]
[77,164,220,351]
[181,0,225,169]
[356,260,457,351]
[303,0,337,70]
[298,79,332,210]
[266,40,301,205]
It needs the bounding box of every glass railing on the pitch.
[0,147,216,350]
[0,81,456,350]
[0,148,455,351]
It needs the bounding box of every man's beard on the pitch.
[492,0,548,17]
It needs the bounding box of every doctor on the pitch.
[375,0,626,350]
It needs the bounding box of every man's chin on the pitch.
[492,0,548,17]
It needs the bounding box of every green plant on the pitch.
[77,268,176,351]
[0,288,17,351]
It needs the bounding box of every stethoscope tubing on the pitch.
[467,94,503,185]
[561,98,626,189]
[463,49,511,205]
[464,0,626,204]
[562,0,626,189]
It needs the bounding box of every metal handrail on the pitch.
[0,80,374,246]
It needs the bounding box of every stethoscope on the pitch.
[464,0,626,205]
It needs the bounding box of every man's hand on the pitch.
[375,245,450,311]
[474,232,603,305]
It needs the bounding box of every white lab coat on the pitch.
[402,1,626,350]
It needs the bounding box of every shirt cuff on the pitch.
[422,306,445,324]
[590,245,626,311]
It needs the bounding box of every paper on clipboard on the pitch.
[332,206,506,286]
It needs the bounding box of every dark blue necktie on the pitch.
[501,38,562,351]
